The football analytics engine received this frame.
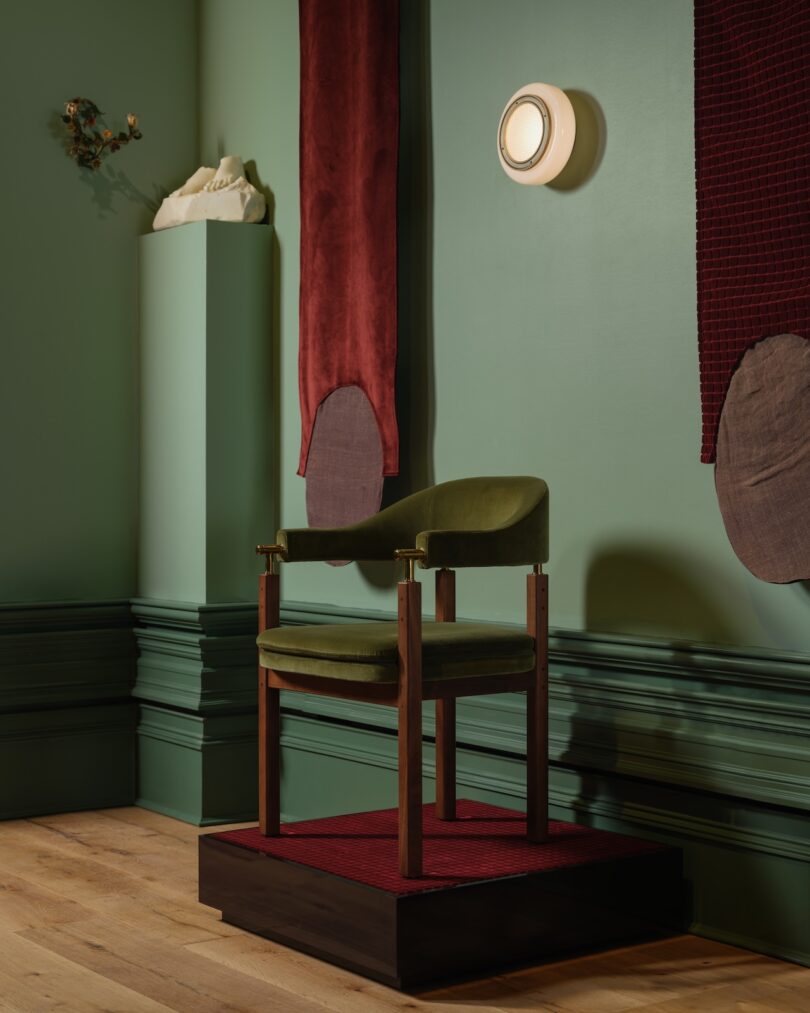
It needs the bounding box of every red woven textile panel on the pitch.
[214,800,665,896]
[695,0,810,462]
[298,0,399,477]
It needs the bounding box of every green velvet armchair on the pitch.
[255,476,549,877]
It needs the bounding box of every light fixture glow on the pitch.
[498,83,576,185]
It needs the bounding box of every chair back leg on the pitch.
[258,571,281,836]
[435,568,457,820]
[435,700,456,820]
[398,579,423,876]
[526,570,549,843]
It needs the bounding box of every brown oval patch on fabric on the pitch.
[305,385,384,566]
[715,333,810,583]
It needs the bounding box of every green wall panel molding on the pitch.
[137,704,257,825]
[0,704,136,820]
[133,598,258,713]
[280,599,810,814]
[0,601,135,713]
[138,221,274,606]
[0,601,137,819]
[133,598,261,825]
[132,598,260,636]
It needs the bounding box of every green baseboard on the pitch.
[136,704,258,825]
[0,705,137,819]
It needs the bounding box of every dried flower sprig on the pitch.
[61,97,142,170]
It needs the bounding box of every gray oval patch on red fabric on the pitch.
[715,333,810,583]
[305,385,384,566]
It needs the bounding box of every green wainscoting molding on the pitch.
[0,602,136,818]
[132,598,259,825]
[1,594,808,964]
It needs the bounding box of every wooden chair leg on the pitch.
[398,579,423,877]
[435,698,456,820]
[258,570,280,836]
[258,670,281,835]
[526,570,549,843]
[434,567,457,820]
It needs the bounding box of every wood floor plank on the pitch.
[83,890,239,946]
[0,819,199,902]
[426,938,810,1013]
[186,934,515,1013]
[0,931,173,1012]
[0,872,91,932]
[104,806,256,842]
[0,830,144,903]
[20,916,333,1013]
[632,988,794,1013]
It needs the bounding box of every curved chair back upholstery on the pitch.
[278,475,548,568]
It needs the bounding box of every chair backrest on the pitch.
[278,475,548,567]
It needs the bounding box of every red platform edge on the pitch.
[213,800,667,896]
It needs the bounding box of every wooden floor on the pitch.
[0,808,808,1012]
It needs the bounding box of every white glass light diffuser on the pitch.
[498,83,576,185]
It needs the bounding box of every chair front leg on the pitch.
[398,578,423,877]
[526,568,549,843]
[435,568,456,820]
[258,564,281,836]
[258,669,281,835]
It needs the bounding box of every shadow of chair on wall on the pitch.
[560,546,742,923]
[556,544,786,943]
[561,544,744,821]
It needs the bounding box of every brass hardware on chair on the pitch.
[394,548,426,582]
[256,544,284,575]
[533,563,543,575]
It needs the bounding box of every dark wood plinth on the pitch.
[199,825,683,990]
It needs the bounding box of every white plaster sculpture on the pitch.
[153,156,266,231]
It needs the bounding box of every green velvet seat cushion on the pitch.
[258,621,535,683]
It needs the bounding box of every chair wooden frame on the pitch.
[257,550,548,878]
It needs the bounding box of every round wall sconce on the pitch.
[497,83,576,185]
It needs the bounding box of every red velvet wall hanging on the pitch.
[695,0,810,463]
[298,0,399,533]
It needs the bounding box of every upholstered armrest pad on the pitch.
[278,517,404,563]
[277,476,548,567]
[417,525,547,569]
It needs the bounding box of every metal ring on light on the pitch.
[497,83,576,185]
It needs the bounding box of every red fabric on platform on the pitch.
[298,0,399,477]
[214,801,665,896]
[695,0,810,462]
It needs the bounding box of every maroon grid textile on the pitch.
[695,0,810,462]
[213,800,665,896]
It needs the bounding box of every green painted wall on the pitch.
[0,0,198,604]
[199,0,810,653]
